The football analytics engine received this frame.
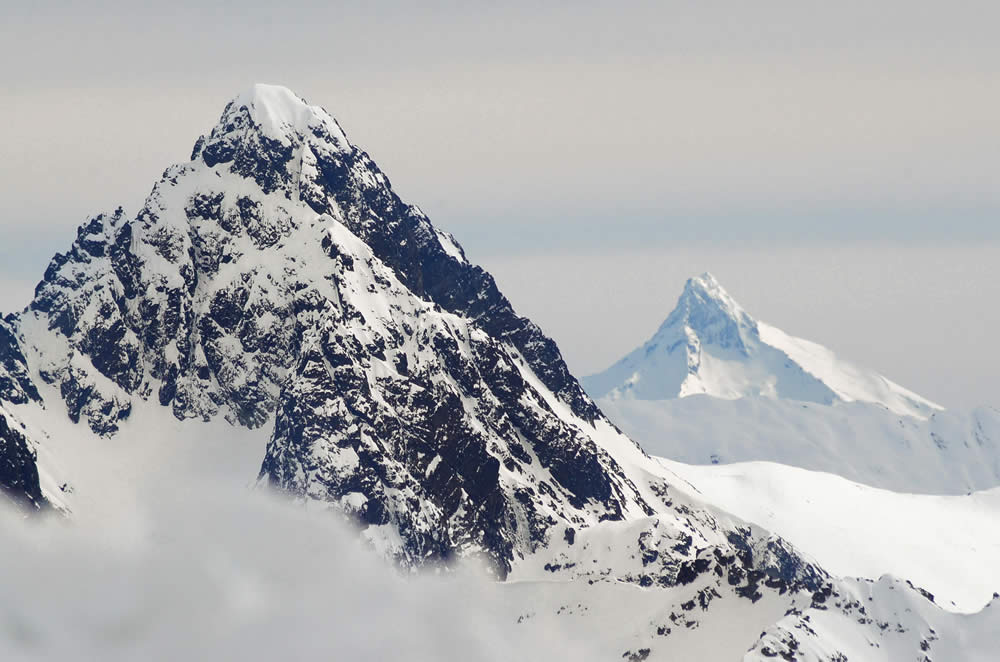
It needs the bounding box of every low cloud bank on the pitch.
[0,422,587,662]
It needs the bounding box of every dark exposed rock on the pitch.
[0,411,47,512]
[677,557,712,585]
[0,317,40,405]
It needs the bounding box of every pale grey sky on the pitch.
[1,1,998,406]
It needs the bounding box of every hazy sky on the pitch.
[2,1,998,407]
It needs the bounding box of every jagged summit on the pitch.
[657,272,757,355]
[584,273,942,418]
[219,83,350,148]
[675,272,743,314]
[671,273,748,324]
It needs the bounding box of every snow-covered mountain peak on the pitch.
[189,83,358,203]
[677,272,740,315]
[658,272,757,354]
[585,274,943,418]
[221,83,350,148]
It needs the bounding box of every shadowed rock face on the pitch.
[0,411,46,512]
[0,318,47,513]
[0,317,39,406]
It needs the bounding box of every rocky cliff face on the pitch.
[0,316,47,512]
[0,317,39,406]
[0,408,46,512]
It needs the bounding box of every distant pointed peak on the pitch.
[682,272,738,306]
[687,271,722,290]
[669,272,753,326]
[648,272,758,357]
[587,273,943,416]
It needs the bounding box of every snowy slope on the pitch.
[660,457,1000,612]
[602,396,1000,493]
[584,272,941,419]
[746,577,1000,662]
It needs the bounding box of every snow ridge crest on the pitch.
[225,83,349,147]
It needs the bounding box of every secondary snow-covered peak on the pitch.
[585,274,943,418]
[680,272,740,314]
[658,272,757,353]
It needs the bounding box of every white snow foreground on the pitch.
[1,85,998,661]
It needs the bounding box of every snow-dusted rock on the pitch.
[0,316,39,405]
[1,84,650,574]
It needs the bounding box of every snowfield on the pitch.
[601,395,1000,494]
[660,457,1000,613]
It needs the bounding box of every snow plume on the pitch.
[0,422,587,662]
